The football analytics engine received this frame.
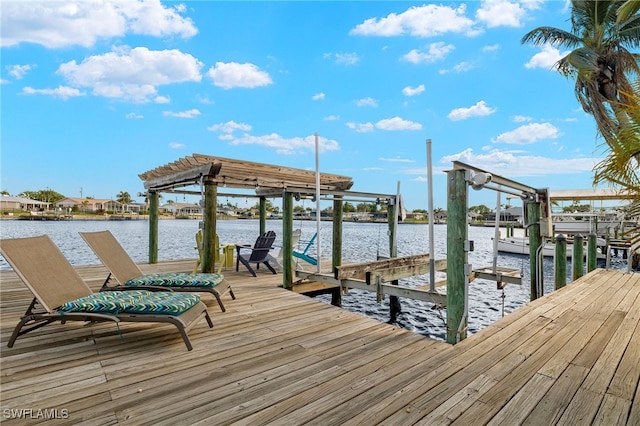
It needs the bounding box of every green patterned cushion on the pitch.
[59,290,200,316]
[125,273,224,289]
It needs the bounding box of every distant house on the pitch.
[434,210,447,223]
[55,197,120,212]
[0,195,50,212]
[161,203,202,216]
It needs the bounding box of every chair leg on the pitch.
[238,256,257,277]
[263,261,277,275]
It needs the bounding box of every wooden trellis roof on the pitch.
[139,154,354,193]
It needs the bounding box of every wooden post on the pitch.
[587,233,597,272]
[527,201,542,301]
[555,234,567,289]
[259,197,266,235]
[202,179,217,273]
[282,192,294,290]
[387,199,401,321]
[331,195,343,306]
[148,191,159,264]
[446,169,467,344]
[572,233,584,281]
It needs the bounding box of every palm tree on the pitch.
[116,191,132,212]
[521,0,640,143]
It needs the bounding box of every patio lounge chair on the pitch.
[235,231,277,277]
[79,230,235,312]
[0,235,213,351]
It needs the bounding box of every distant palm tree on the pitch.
[116,191,132,212]
[521,0,640,143]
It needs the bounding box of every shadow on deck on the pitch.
[1,259,638,425]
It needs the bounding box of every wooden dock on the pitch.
[1,260,639,425]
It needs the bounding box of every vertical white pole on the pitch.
[315,133,321,273]
[427,139,435,292]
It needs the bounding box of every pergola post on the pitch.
[202,179,217,273]
[148,191,159,264]
[282,191,294,290]
[331,195,343,306]
[259,197,266,235]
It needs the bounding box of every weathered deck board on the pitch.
[0,260,638,425]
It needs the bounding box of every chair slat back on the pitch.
[0,235,93,312]
[248,231,276,262]
[80,230,143,283]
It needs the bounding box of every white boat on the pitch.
[496,236,606,259]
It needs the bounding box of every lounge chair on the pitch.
[79,230,235,312]
[235,231,277,277]
[293,232,318,266]
[267,229,302,271]
[0,235,213,351]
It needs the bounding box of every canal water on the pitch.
[0,219,627,341]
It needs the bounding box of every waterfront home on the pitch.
[0,195,50,212]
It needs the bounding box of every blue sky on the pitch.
[1,0,610,211]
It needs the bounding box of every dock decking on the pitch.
[1,260,639,425]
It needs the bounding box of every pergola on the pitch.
[139,154,400,290]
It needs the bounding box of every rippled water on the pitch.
[0,218,628,341]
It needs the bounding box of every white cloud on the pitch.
[312,92,325,101]
[525,43,569,70]
[0,79,9,85]
[476,0,540,28]
[376,117,422,131]
[207,120,252,134]
[7,64,33,79]
[1,0,197,48]
[163,109,201,118]
[324,115,340,121]
[207,62,272,89]
[402,84,425,96]
[380,157,415,163]
[22,85,85,100]
[335,53,360,66]
[442,147,598,177]
[350,4,480,38]
[402,42,455,64]
[439,61,474,74]
[346,122,375,133]
[482,43,501,52]
[169,142,186,149]
[356,97,378,107]
[347,117,422,132]
[125,112,143,119]
[448,100,497,121]
[493,122,561,144]
[512,115,532,122]
[228,134,340,155]
[56,46,202,103]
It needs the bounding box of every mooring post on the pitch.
[148,191,159,264]
[202,179,217,273]
[387,199,401,321]
[446,169,467,344]
[572,233,584,281]
[527,201,542,300]
[587,233,597,272]
[555,234,567,289]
